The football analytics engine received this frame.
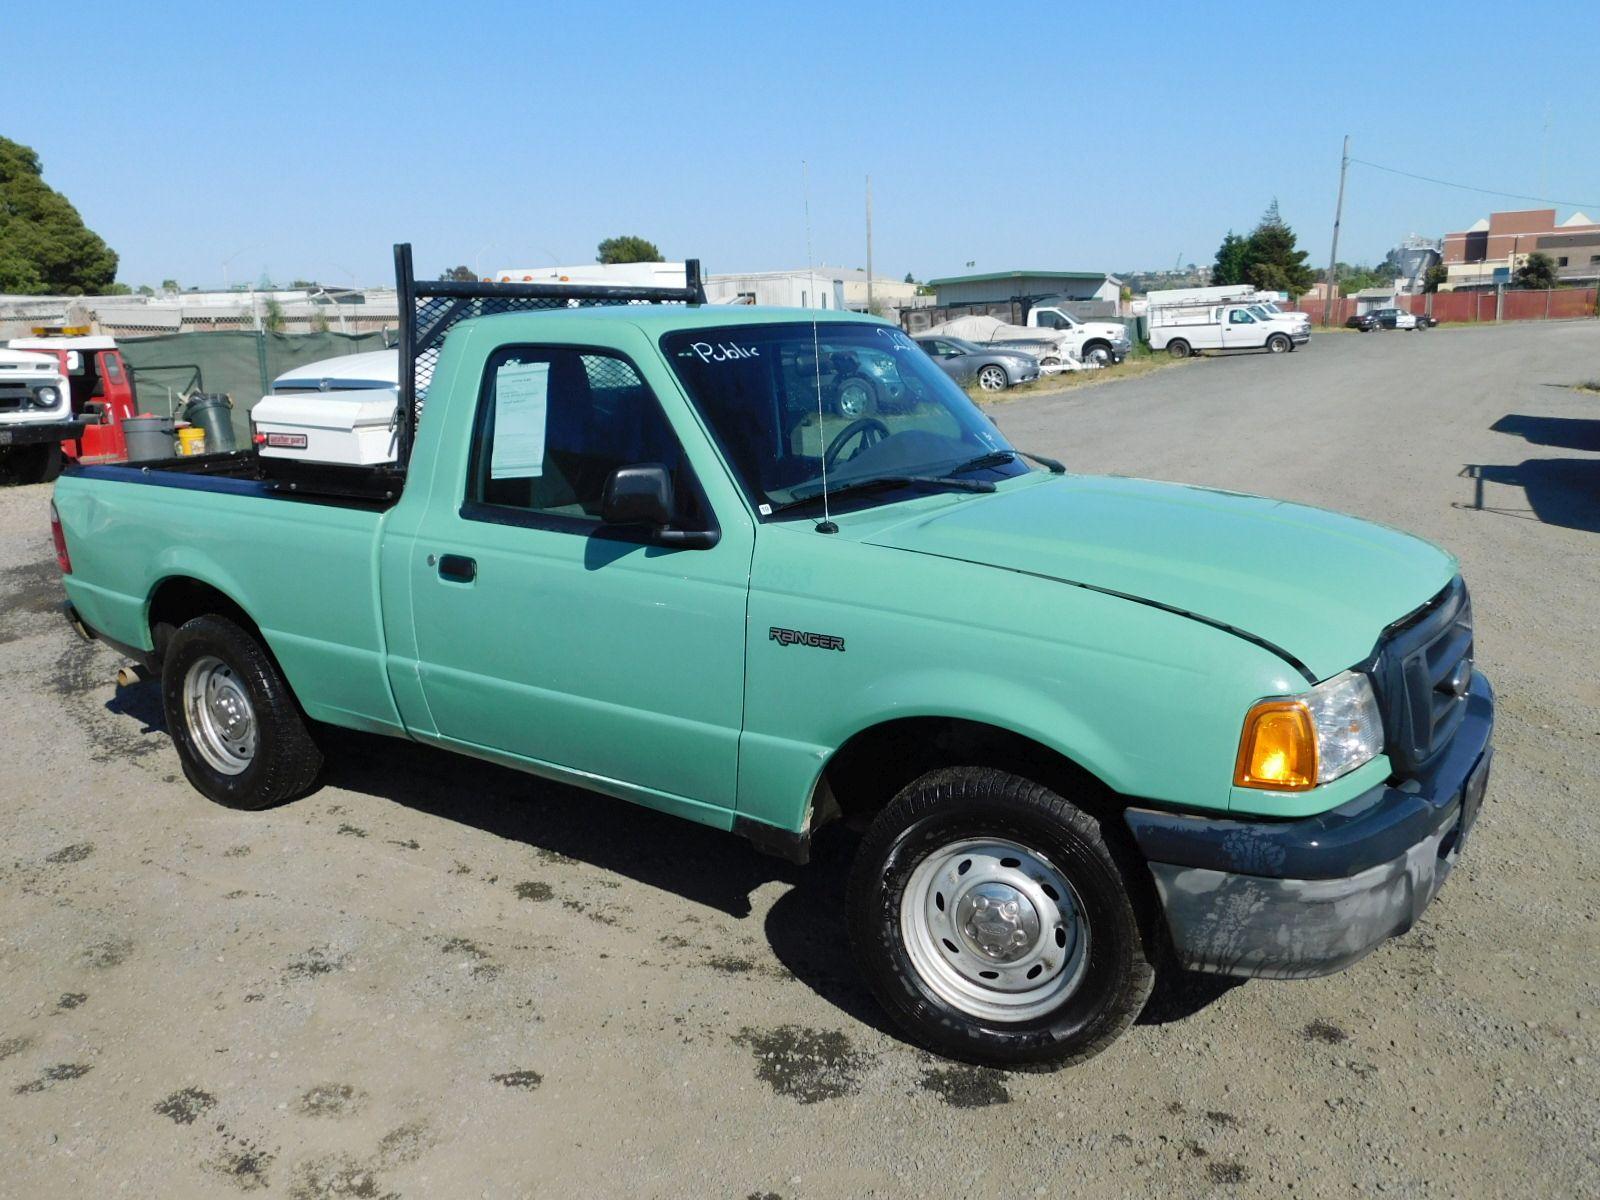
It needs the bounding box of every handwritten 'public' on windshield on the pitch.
[687,341,760,363]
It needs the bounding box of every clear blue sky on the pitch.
[14,0,1600,289]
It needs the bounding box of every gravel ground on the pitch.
[2,321,1597,1199]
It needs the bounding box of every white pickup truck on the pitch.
[1021,304,1132,366]
[0,348,75,483]
[1147,301,1310,359]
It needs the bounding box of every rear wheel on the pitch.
[976,365,1009,392]
[1267,333,1291,354]
[847,767,1157,1067]
[1166,339,1191,359]
[161,614,323,810]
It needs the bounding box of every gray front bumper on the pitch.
[1127,673,1493,979]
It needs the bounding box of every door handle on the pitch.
[437,553,477,583]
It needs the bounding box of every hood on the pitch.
[861,475,1455,681]
[0,348,62,375]
[1081,321,1129,339]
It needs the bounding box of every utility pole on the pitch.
[865,175,874,313]
[1325,135,1349,328]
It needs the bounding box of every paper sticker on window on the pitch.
[490,361,549,479]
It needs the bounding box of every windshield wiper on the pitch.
[770,473,996,515]
[946,448,1066,476]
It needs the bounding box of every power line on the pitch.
[1349,157,1598,210]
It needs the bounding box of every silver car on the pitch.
[914,336,1040,392]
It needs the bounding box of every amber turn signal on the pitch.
[1234,699,1318,791]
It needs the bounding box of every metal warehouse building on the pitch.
[927,270,1122,309]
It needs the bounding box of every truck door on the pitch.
[1221,307,1258,350]
[406,343,751,812]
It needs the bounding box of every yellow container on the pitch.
[177,426,207,456]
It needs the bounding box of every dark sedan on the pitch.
[1345,313,1379,332]
[914,336,1040,392]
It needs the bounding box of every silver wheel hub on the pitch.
[899,837,1089,1023]
[957,883,1039,961]
[183,655,257,776]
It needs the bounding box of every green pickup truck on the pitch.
[50,248,1493,1067]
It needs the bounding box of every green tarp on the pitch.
[118,330,392,439]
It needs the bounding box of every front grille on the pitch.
[1372,577,1474,777]
[0,384,37,411]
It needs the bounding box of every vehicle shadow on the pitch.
[1490,413,1600,452]
[1456,460,1600,533]
[317,725,799,919]
[104,678,166,732]
[106,700,1237,1041]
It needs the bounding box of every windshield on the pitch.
[663,322,1024,513]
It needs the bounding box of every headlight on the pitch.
[34,385,60,407]
[1234,670,1384,791]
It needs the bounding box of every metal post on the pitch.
[1324,135,1349,328]
[865,175,874,314]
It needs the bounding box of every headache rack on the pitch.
[391,242,706,470]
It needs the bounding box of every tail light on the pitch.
[49,500,72,574]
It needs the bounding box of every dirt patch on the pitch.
[54,992,88,1012]
[513,881,553,902]
[1303,1019,1349,1045]
[0,1034,33,1061]
[154,1086,218,1125]
[15,1063,92,1094]
[296,1082,367,1118]
[284,948,344,980]
[733,1026,869,1104]
[0,559,60,643]
[336,824,368,838]
[918,1065,1011,1108]
[1207,1161,1252,1184]
[77,936,133,969]
[707,955,755,974]
[44,842,94,864]
[287,1154,389,1200]
[491,1069,543,1090]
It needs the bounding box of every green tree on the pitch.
[136,284,154,296]
[1513,251,1558,289]
[596,235,662,265]
[1244,200,1314,297]
[104,282,132,295]
[1212,231,1250,286]
[438,265,476,282]
[903,271,915,285]
[261,297,287,333]
[1422,263,1448,294]
[161,278,179,292]
[0,136,117,294]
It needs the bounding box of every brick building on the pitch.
[1440,209,1600,290]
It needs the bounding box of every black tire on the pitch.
[161,614,323,810]
[833,373,882,419]
[847,767,1157,1067]
[38,446,63,484]
[1082,341,1113,367]
[0,444,50,485]
[1266,333,1291,354]
[1166,339,1191,359]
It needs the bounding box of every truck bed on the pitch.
[69,448,404,509]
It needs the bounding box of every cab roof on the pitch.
[461,304,888,337]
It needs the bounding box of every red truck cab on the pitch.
[7,330,137,466]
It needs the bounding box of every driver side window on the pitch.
[467,346,703,529]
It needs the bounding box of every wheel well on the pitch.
[814,717,1118,831]
[147,577,264,664]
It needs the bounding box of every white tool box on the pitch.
[250,389,399,466]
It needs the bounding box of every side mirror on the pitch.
[602,463,674,528]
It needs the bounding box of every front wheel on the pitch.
[161,614,323,810]
[847,767,1157,1067]
[1266,333,1291,354]
[976,364,1009,392]
[833,374,881,419]
[1082,342,1112,367]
